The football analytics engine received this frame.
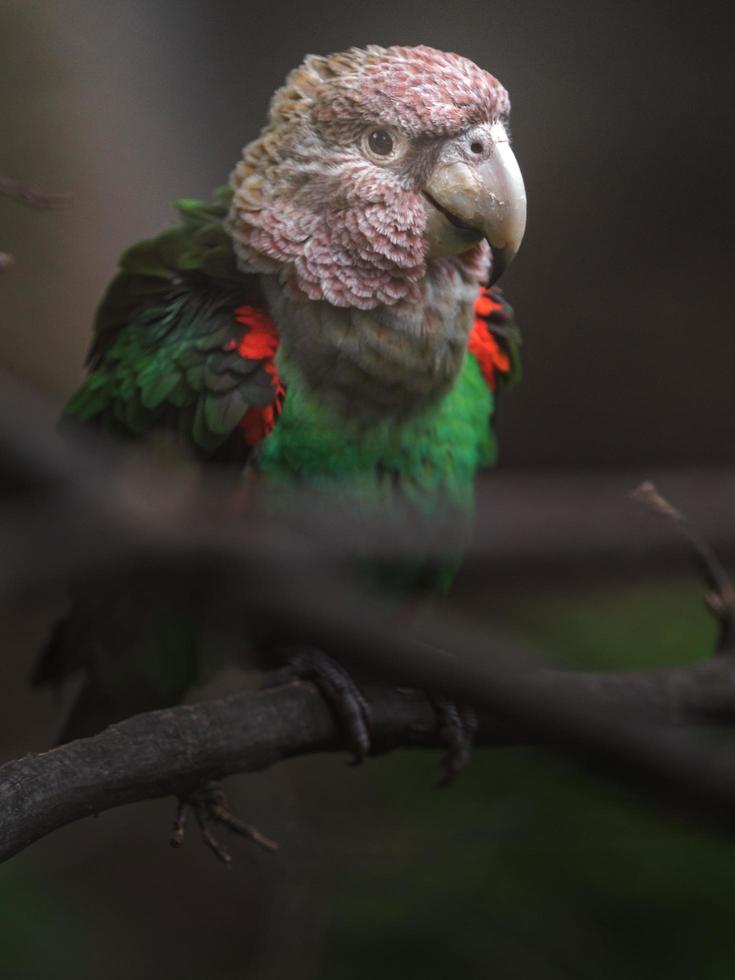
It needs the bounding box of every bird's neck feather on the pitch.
[260,255,483,424]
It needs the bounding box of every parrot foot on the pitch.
[169,781,279,864]
[432,697,478,787]
[266,647,371,764]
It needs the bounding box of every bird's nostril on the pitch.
[470,141,483,155]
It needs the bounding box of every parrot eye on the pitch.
[361,127,405,164]
[368,130,393,155]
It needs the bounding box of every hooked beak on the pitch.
[424,122,527,284]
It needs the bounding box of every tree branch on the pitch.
[4,374,735,863]
[633,481,735,649]
[0,174,71,272]
[0,174,71,210]
[2,370,735,599]
[6,652,735,865]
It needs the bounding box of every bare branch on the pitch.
[0,174,71,210]
[6,656,735,865]
[633,481,735,650]
[3,374,735,864]
[0,174,71,272]
[1,371,735,601]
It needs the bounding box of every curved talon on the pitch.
[433,698,477,787]
[169,781,279,863]
[266,647,372,764]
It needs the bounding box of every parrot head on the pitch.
[228,45,526,311]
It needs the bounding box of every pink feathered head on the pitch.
[228,45,509,309]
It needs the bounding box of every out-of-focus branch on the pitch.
[1,372,735,600]
[0,174,71,210]
[0,174,71,271]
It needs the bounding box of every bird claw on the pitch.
[432,697,477,787]
[266,647,372,764]
[170,781,279,864]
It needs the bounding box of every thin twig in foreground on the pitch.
[633,481,735,650]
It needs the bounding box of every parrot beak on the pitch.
[424,122,527,284]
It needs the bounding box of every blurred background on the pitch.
[1,1,734,977]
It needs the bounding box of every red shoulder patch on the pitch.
[233,305,279,359]
[229,305,285,446]
[468,287,510,390]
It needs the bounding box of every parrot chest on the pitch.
[260,262,480,424]
[255,349,496,514]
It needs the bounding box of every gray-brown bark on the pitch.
[5,653,735,865]
[3,374,735,865]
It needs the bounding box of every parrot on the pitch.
[33,44,526,858]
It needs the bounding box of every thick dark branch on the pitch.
[4,375,735,862]
[0,685,420,863]
[5,656,735,865]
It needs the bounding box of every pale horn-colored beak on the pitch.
[424,122,527,284]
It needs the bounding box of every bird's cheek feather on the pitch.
[231,181,429,309]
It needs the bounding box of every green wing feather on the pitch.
[34,189,278,741]
[66,187,275,461]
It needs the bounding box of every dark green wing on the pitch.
[33,189,281,741]
[66,187,279,463]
